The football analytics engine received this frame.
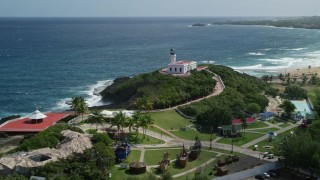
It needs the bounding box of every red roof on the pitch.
[232,118,255,125]
[0,112,70,132]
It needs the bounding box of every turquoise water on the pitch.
[290,100,313,117]
[1,17,320,117]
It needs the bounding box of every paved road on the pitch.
[241,122,299,148]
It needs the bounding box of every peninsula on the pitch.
[212,16,320,29]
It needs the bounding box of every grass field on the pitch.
[246,121,269,129]
[246,127,279,134]
[279,122,290,128]
[249,127,299,153]
[171,128,217,141]
[148,125,172,137]
[123,150,141,164]
[174,154,229,180]
[148,110,192,130]
[144,148,182,165]
[151,150,217,176]
[217,132,265,146]
[128,132,165,145]
[148,110,217,141]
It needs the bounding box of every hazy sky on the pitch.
[0,0,319,17]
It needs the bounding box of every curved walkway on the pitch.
[150,72,225,112]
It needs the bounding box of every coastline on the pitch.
[277,66,320,77]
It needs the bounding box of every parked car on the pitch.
[267,170,278,177]
[255,174,266,180]
[263,172,270,178]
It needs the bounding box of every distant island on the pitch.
[212,16,320,29]
[191,23,207,27]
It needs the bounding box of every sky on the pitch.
[0,0,319,17]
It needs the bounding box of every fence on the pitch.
[175,109,196,121]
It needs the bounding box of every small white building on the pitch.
[167,49,197,74]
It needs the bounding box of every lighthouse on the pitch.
[170,48,176,64]
[167,49,197,75]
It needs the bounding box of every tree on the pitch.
[88,109,106,130]
[70,96,88,121]
[197,104,232,129]
[279,100,296,117]
[309,75,319,85]
[246,103,261,115]
[126,112,141,133]
[274,131,320,176]
[302,75,308,85]
[261,75,269,83]
[111,111,127,134]
[138,114,154,138]
[136,97,154,112]
[278,73,284,81]
[284,84,307,100]
[239,114,247,139]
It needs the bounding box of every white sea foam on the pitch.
[280,48,308,51]
[232,62,293,71]
[85,80,113,107]
[201,60,215,64]
[247,52,265,56]
[53,80,113,111]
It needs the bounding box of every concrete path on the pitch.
[139,149,145,162]
[241,122,299,148]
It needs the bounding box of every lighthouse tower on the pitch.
[170,48,176,64]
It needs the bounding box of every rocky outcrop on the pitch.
[0,130,92,176]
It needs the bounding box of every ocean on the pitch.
[1,17,320,118]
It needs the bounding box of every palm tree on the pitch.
[70,96,88,121]
[89,109,106,130]
[111,111,126,134]
[139,115,154,138]
[240,116,247,139]
[302,75,308,85]
[129,111,142,133]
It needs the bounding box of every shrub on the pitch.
[86,129,97,134]
[92,133,112,146]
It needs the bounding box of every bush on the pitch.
[86,129,98,134]
[92,133,112,146]
[16,124,83,152]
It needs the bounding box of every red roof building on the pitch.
[0,112,69,133]
[231,118,255,125]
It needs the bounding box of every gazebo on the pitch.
[27,110,47,124]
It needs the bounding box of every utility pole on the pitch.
[231,124,235,153]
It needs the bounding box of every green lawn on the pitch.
[110,166,154,180]
[123,150,141,164]
[174,154,229,180]
[249,127,299,153]
[217,132,265,146]
[279,122,290,128]
[246,121,269,129]
[148,125,172,137]
[128,132,165,145]
[148,110,216,141]
[144,148,182,165]
[246,127,279,134]
[171,128,217,141]
[148,110,192,130]
[151,151,217,176]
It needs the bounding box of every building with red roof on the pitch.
[167,49,197,74]
[0,112,69,133]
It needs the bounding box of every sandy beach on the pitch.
[278,66,320,78]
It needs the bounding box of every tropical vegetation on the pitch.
[100,70,216,109]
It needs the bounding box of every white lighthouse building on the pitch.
[167,49,197,74]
